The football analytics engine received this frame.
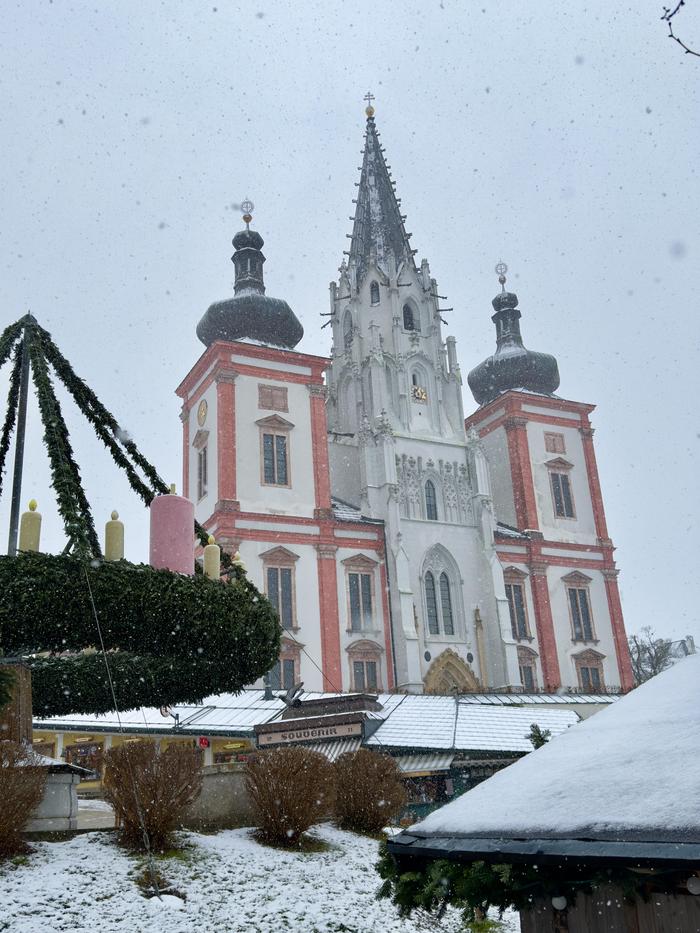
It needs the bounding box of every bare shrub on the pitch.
[103,741,202,851]
[0,742,46,857]
[335,749,407,834]
[246,747,335,846]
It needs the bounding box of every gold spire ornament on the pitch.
[19,499,41,552]
[364,90,375,118]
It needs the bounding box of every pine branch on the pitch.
[0,321,24,370]
[27,328,102,557]
[0,344,23,502]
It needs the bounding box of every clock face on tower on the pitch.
[411,385,428,402]
[197,399,208,426]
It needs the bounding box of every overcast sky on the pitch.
[0,1,698,642]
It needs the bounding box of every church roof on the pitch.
[347,109,417,286]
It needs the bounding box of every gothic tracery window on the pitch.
[423,563,458,638]
[424,479,438,520]
[343,310,353,350]
[370,280,380,305]
[403,303,420,331]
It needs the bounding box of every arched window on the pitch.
[439,573,454,635]
[422,546,462,640]
[343,310,353,350]
[425,480,438,520]
[403,303,420,331]
[424,571,439,635]
[370,281,380,305]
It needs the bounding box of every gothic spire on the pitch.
[347,98,416,287]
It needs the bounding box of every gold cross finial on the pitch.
[364,91,375,118]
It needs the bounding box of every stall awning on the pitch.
[396,753,455,776]
[305,737,362,762]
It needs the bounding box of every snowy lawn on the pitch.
[1,825,520,932]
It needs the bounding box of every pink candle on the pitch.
[149,492,195,575]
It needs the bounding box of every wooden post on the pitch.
[0,662,32,744]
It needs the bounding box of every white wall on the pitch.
[527,419,597,543]
[234,374,316,517]
[189,379,219,523]
[480,423,517,527]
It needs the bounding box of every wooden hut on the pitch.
[388,655,700,932]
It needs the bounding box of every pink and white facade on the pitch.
[466,391,634,693]
[176,340,395,695]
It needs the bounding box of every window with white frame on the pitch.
[424,570,455,636]
[547,458,576,519]
[257,415,294,487]
[574,650,605,693]
[504,568,531,640]
[261,546,298,631]
[347,639,383,692]
[269,640,300,690]
[517,646,538,691]
[343,555,378,633]
[563,572,596,642]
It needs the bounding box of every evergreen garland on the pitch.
[0,344,23,501]
[0,552,281,716]
[0,320,23,372]
[27,327,101,557]
[376,843,684,923]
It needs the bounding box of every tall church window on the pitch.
[550,471,575,518]
[370,281,380,305]
[197,445,208,501]
[517,646,538,691]
[347,639,383,692]
[403,303,420,331]
[343,310,353,350]
[425,571,439,634]
[505,581,530,640]
[568,586,595,642]
[574,650,605,693]
[262,432,289,485]
[439,573,454,635]
[424,480,438,520]
[348,571,373,631]
[266,566,294,630]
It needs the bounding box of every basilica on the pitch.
[176,104,634,696]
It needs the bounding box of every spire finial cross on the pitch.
[363,91,375,117]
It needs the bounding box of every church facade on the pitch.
[176,108,634,696]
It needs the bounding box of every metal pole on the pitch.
[7,323,31,556]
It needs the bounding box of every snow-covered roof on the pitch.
[495,522,529,540]
[331,496,383,525]
[406,655,700,845]
[366,694,578,753]
[34,689,579,754]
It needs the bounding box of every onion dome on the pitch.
[467,263,560,406]
[196,201,303,350]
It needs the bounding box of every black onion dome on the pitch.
[232,228,264,250]
[197,218,303,350]
[467,286,560,406]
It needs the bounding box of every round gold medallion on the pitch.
[197,399,208,427]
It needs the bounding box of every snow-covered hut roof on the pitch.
[390,655,700,866]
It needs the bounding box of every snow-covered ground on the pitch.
[1,825,520,932]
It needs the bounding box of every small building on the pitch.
[388,655,700,932]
